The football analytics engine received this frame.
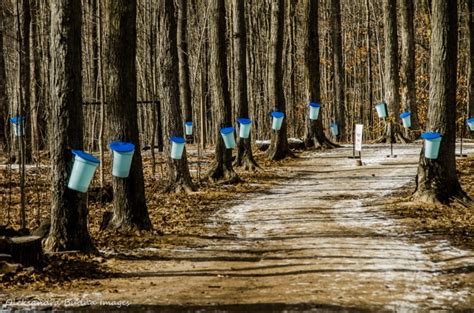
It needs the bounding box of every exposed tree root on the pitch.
[164,179,196,194]
[206,161,241,184]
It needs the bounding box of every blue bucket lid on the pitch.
[400,112,411,118]
[72,150,100,164]
[330,123,338,128]
[184,121,193,126]
[466,117,474,123]
[309,102,321,108]
[220,127,235,135]
[170,136,186,144]
[420,132,442,140]
[237,118,251,124]
[109,141,135,153]
[10,116,25,124]
[271,112,284,118]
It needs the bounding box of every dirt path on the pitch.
[2,144,474,311]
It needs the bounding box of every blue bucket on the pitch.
[109,141,135,178]
[170,137,186,159]
[330,123,339,136]
[237,118,252,138]
[309,102,321,120]
[375,102,388,118]
[68,150,100,193]
[400,112,411,128]
[9,116,25,137]
[220,127,236,149]
[466,117,474,131]
[421,132,442,159]
[271,112,284,130]
[184,121,193,136]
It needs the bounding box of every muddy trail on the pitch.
[2,144,474,312]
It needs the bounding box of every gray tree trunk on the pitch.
[177,0,193,132]
[159,0,195,193]
[207,0,239,183]
[232,0,259,170]
[468,0,474,122]
[414,0,468,204]
[330,0,346,142]
[400,0,419,137]
[266,0,291,160]
[106,0,152,231]
[0,4,8,152]
[303,0,338,150]
[45,0,94,252]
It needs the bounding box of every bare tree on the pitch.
[303,0,338,149]
[0,3,8,151]
[330,0,346,141]
[232,0,259,170]
[177,0,193,132]
[159,0,195,192]
[414,0,468,204]
[267,0,291,160]
[106,0,152,231]
[207,0,239,183]
[45,0,94,252]
[468,0,474,121]
[400,0,419,137]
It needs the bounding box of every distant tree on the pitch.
[232,0,259,170]
[45,0,94,252]
[159,0,195,193]
[400,0,419,137]
[267,0,291,160]
[330,0,346,141]
[0,4,8,151]
[303,0,338,149]
[207,0,239,183]
[378,0,408,143]
[177,0,193,136]
[106,0,152,230]
[414,0,468,203]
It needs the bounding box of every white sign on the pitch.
[355,124,363,151]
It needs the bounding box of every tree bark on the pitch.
[330,0,346,142]
[303,0,338,150]
[266,0,291,161]
[159,0,195,193]
[414,0,468,204]
[232,0,259,170]
[45,0,94,252]
[207,0,239,183]
[177,0,193,139]
[400,0,419,137]
[379,0,408,143]
[0,4,8,152]
[106,0,152,231]
[468,0,474,123]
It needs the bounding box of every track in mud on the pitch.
[2,144,474,312]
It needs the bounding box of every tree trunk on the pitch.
[18,0,32,162]
[303,0,338,150]
[0,4,8,152]
[379,0,407,143]
[160,0,195,193]
[414,0,468,204]
[400,0,419,138]
[232,0,259,170]
[330,0,346,142]
[106,0,152,231]
[266,0,291,161]
[207,0,239,183]
[177,0,193,141]
[468,0,474,124]
[45,0,94,252]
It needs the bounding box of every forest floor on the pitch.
[1,142,473,311]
